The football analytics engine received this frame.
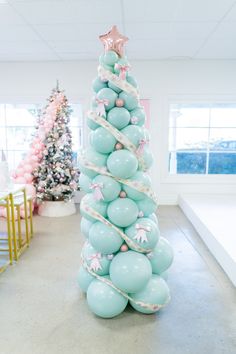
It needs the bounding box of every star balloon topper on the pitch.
[99,25,129,57]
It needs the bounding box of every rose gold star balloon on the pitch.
[99,25,129,57]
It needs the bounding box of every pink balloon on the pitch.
[24,164,32,173]
[24,173,33,183]
[15,177,27,184]
[16,168,25,177]
[31,156,38,162]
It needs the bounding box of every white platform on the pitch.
[179,194,236,286]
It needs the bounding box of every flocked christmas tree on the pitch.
[78,26,173,318]
[33,84,79,202]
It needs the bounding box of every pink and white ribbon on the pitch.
[95,98,109,117]
[88,253,102,271]
[134,224,151,243]
[90,182,104,201]
[136,139,148,156]
[131,116,139,124]
[114,64,130,80]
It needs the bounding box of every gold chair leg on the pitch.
[9,194,18,261]
[29,199,34,238]
[6,197,13,265]
[23,190,30,247]
[17,205,22,248]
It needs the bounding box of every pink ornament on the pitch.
[115,142,123,150]
[120,244,128,252]
[119,191,127,198]
[115,98,124,107]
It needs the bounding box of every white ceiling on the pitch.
[0,0,236,61]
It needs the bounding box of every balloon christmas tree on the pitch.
[33,84,79,202]
[78,26,173,318]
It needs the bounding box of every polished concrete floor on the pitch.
[0,206,235,354]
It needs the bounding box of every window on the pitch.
[0,103,84,171]
[169,103,236,175]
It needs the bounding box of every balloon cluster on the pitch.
[78,29,173,319]
[32,87,79,202]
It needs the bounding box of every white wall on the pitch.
[1,60,236,204]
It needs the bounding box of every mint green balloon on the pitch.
[107,150,138,179]
[92,77,107,93]
[107,107,130,129]
[149,213,158,225]
[92,175,121,202]
[119,91,138,111]
[141,147,154,170]
[148,237,174,274]
[125,217,159,251]
[110,251,152,293]
[79,148,107,178]
[121,125,145,148]
[107,198,139,227]
[160,271,168,281]
[78,266,94,292]
[108,81,122,93]
[137,197,156,217]
[97,88,117,110]
[80,194,107,222]
[126,75,138,88]
[123,171,151,201]
[114,58,129,74]
[82,242,111,276]
[129,275,170,314]
[90,127,116,154]
[81,217,94,238]
[87,117,100,131]
[130,108,146,126]
[102,63,115,73]
[103,50,119,66]
[89,221,123,254]
[79,173,92,193]
[87,277,128,318]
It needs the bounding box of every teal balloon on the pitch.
[92,77,107,93]
[125,217,160,251]
[90,127,116,154]
[114,58,129,74]
[108,81,122,94]
[87,277,128,318]
[89,221,123,254]
[129,275,170,314]
[83,147,108,177]
[107,198,139,227]
[137,197,156,217]
[78,266,94,292]
[121,125,145,148]
[123,171,151,201]
[92,175,121,202]
[80,194,107,222]
[130,108,146,126]
[82,242,111,276]
[119,91,138,111]
[97,88,117,110]
[160,271,168,281]
[102,63,114,73]
[81,217,94,238]
[79,173,92,193]
[126,75,138,88]
[103,50,119,66]
[141,147,154,170]
[107,150,138,179]
[149,213,158,225]
[87,117,100,131]
[107,107,130,130]
[110,251,152,293]
[148,237,174,274]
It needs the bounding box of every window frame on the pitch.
[160,95,236,185]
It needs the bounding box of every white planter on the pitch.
[38,200,76,217]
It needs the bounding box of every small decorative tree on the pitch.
[33,84,79,216]
[78,26,173,318]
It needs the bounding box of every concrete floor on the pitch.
[0,206,235,354]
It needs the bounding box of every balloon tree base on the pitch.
[38,200,76,217]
